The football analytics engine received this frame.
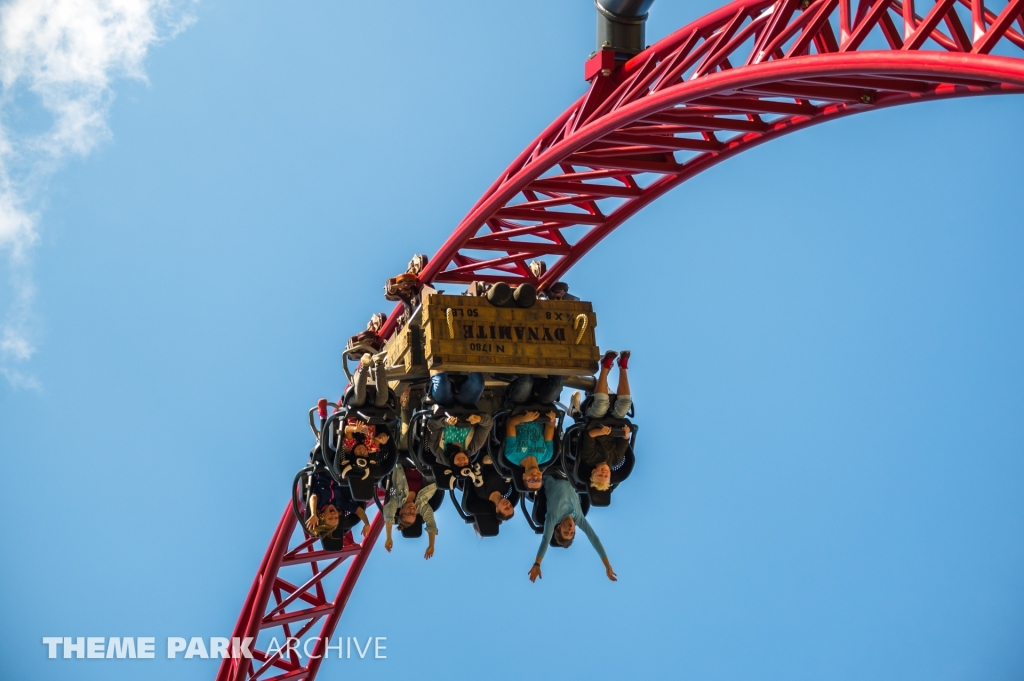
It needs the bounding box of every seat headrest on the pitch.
[319,530,349,552]
[474,514,500,537]
[347,475,379,502]
[400,518,424,538]
[588,486,613,507]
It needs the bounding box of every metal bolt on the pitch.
[860,92,874,104]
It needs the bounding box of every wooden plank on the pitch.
[421,293,600,376]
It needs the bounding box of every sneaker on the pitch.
[617,350,630,370]
[600,350,618,370]
[568,391,582,418]
[407,254,428,275]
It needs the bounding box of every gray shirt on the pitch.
[382,465,438,534]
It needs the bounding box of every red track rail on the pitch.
[218,0,1024,678]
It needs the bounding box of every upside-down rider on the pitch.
[304,468,372,547]
[337,352,392,473]
[468,455,516,522]
[504,409,557,491]
[384,254,428,327]
[425,406,493,470]
[529,472,616,583]
[382,462,439,560]
[579,350,632,493]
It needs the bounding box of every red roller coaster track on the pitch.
[217,0,1024,678]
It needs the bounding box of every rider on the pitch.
[384,254,429,325]
[340,418,391,460]
[304,470,372,545]
[579,350,632,491]
[339,352,392,465]
[383,462,438,560]
[528,473,616,583]
[504,410,557,490]
[425,409,493,467]
[527,263,579,302]
[468,457,516,521]
[544,281,579,301]
[346,312,387,354]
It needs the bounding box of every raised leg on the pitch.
[533,375,564,404]
[350,355,370,407]
[594,365,610,396]
[506,375,535,404]
[372,360,389,408]
[455,372,485,407]
[430,372,454,406]
[615,365,630,398]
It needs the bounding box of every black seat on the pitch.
[319,400,400,502]
[411,402,492,473]
[565,395,639,507]
[474,513,500,537]
[461,478,520,537]
[578,419,638,506]
[575,443,636,506]
[462,488,498,536]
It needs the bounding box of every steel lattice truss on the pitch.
[219,0,1024,679]
[217,507,384,681]
[411,0,1024,304]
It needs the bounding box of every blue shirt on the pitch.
[537,476,606,562]
[504,421,554,466]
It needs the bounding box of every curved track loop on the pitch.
[403,0,1024,334]
[220,1,1024,679]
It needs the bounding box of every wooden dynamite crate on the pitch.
[383,317,425,377]
[417,293,599,376]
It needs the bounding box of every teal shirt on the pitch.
[442,424,472,449]
[504,421,554,466]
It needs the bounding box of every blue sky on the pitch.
[1,1,1023,679]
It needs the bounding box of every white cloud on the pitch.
[0,0,194,388]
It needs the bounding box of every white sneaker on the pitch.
[569,391,582,418]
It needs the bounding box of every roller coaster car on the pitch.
[492,403,567,494]
[382,290,601,382]
[563,393,638,507]
[520,470,590,535]
[379,458,445,539]
[318,386,400,502]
